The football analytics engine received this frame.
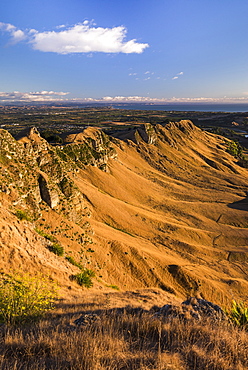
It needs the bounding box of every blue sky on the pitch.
[1,0,248,103]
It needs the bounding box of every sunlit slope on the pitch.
[0,120,247,303]
[74,121,248,301]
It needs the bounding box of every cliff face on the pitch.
[0,121,248,303]
[57,127,117,171]
[0,126,117,216]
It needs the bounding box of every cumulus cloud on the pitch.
[0,21,149,54]
[31,24,148,54]
[172,76,178,80]
[0,91,69,102]
[0,22,26,43]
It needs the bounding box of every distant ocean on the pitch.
[111,103,248,113]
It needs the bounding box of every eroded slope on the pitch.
[0,121,247,304]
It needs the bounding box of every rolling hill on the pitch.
[0,120,247,305]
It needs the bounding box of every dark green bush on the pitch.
[47,243,64,256]
[73,269,95,288]
[226,140,243,158]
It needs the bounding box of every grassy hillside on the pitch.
[0,120,247,305]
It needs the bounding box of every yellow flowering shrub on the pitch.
[0,272,57,325]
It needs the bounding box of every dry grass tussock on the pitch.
[0,299,248,370]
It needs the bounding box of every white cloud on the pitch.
[172,72,184,80]
[56,25,67,29]
[2,92,248,104]
[0,91,69,102]
[0,22,26,43]
[11,29,26,42]
[0,22,14,31]
[0,21,149,54]
[96,96,248,103]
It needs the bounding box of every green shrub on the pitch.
[15,210,32,222]
[65,256,83,270]
[73,269,95,288]
[86,248,95,253]
[34,228,57,242]
[47,243,64,256]
[226,140,243,158]
[106,284,120,290]
[226,300,248,330]
[0,272,57,325]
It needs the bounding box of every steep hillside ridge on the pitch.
[61,127,117,171]
[0,121,247,303]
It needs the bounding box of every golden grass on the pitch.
[0,298,247,370]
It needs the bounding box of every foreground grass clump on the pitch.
[226,300,248,330]
[0,272,57,325]
[0,299,247,370]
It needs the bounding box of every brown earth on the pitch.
[0,120,247,307]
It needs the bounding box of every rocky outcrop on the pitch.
[156,297,226,321]
[133,123,157,145]
[59,127,117,171]
[0,127,94,220]
[74,313,101,327]
[0,126,118,237]
[38,174,60,209]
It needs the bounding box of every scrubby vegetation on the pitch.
[226,140,244,158]
[0,298,247,369]
[65,255,84,269]
[225,139,248,167]
[226,300,248,330]
[72,269,95,288]
[34,227,57,242]
[47,243,64,256]
[0,272,57,325]
[15,209,32,222]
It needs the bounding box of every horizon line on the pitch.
[2,94,248,104]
